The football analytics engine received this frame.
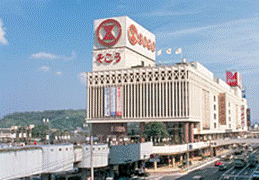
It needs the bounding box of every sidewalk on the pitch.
[146,149,231,175]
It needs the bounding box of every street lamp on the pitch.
[43,118,51,145]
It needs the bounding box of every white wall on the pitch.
[0,147,42,180]
[42,144,74,173]
[78,144,109,168]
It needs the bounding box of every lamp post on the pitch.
[43,118,51,145]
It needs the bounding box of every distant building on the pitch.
[86,16,248,144]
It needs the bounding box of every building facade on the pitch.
[86,16,248,144]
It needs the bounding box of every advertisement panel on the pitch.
[111,126,126,132]
[105,87,110,117]
[110,87,116,116]
[116,87,123,116]
[218,93,226,125]
[94,16,156,60]
[226,71,242,88]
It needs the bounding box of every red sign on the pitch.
[111,126,126,132]
[128,24,155,52]
[96,52,121,63]
[96,19,122,46]
[226,72,241,87]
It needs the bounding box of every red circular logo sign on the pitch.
[96,19,122,46]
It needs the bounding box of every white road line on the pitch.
[218,166,235,180]
[234,164,250,180]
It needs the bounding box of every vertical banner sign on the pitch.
[105,87,110,117]
[110,87,116,116]
[116,86,123,116]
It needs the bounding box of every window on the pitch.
[214,96,216,102]
[51,149,54,152]
[86,148,88,150]
[229,117,231,122]
[214,105,216,110]
[59,148,62,151]
[98,147,100,150]
[229,124,231,128]
[66,148,68,151]
[214,114,217,120]
[214,123,217,128]
[228,102,230,107]
[229,110,231,114]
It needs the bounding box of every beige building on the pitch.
[86,16,248,144]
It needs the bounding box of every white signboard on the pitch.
[110,87,116,116]
[105,87,110,116]
[116,87,123,116]
[94,16,156,60]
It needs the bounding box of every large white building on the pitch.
[86,16,248,144]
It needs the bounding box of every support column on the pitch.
[189,123,194,143]
[172,156,175,167]
[140,122,145,142]
[183,123,189,143]
[180,155,183,164]
[154,161,157,170]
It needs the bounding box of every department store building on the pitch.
[86,16,248,144]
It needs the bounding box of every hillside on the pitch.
[0,109,86,130]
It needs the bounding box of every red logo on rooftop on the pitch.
[96,19,122,46]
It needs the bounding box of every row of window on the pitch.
[85,147,108,151]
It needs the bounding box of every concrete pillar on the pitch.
[189,123,194,143]
[154,161,157,170]
[172,156,175,167]
[180,155,183,164]
[183,123,189,143]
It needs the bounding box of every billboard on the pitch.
[110,87,116,116]
[218,93,226,125]
[226,71,242,88]
[94,16,156,60]
[116,87,123,116]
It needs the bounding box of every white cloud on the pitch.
[56,71,63,75]
[38,66,50,72]
[31,51,76,61]
[78,72,87,85]
[0,18,8,45]
[31,52,59,60]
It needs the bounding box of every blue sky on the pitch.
[0,0,259,123]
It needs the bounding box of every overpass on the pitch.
[1,138,258,179]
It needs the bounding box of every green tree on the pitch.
[144,122,169,142]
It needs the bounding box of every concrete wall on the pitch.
[42,144,74,173]
[0,147,43,180]
[78,144,109,168]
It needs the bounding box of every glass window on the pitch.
[214,114,217,120]
[214,105,216,110]
[214,123,217,128]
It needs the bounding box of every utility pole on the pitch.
[90,135,94,180]
[187,142,189,171]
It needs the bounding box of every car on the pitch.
[192,175,204,180]
[252,171,259,180]
[219,163,232,171]
[215,160,223,166]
